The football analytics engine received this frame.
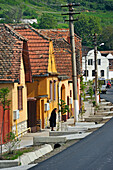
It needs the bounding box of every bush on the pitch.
[4,132,21,154]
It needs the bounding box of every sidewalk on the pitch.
[1,99,110,169]
[2,101,96,152]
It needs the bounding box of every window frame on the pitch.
[88,59,93,65]
[18,86,23,111]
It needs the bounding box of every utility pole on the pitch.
[85,55,87,81]
[61,3,80,122]
[94,33,98,106]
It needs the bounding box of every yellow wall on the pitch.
[48,40,57,73]
[27,76,58,128]
[12,57,27,128]
[0,57,28,133]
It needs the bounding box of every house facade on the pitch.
[10,24,59,130]
[100,51,113,79]
[38,29,82,121]
[82,49,109,81]
[0,24,31,137]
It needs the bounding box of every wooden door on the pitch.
[27,99,37,132]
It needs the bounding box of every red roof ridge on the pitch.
[5,24,28,41]
[28,25,51,41]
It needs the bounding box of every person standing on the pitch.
[49,108,57,131]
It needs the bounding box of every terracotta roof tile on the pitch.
[38,29,82,78]
[10,24,50,76]
[0,24,23,82]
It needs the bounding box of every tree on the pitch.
[58,99,70,131]
[38,13,57,29]
[4,6,22,23]
[0,88,10,158]
[100,25,113,50]
[74,14,102,46]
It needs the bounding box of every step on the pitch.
[99,102,112,106]
[98,105,113,111]
[96,111,113,116]
[100,99,106,102]
[62,132,92,140]
[49,131,84,136]
[33,136,67,146]
[84,116,112,123]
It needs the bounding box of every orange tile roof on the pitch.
[11,24,50,76]
[38,29,82,78]
[0,24,23,82]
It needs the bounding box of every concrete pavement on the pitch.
[1,99,112,169]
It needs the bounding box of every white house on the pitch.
[106,53,113,79]
[82,49,109,81]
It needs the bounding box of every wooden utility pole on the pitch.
[62,3,80,122]
[94,33,98,106]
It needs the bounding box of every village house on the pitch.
[38,29,82,121]
[1,24,82,132]
[82,49,109,81]
[0,24,32,140]
[100,51,113,80]
[10,24,59,131]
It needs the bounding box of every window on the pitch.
[50,80,53,100]
[98,59,101,65]
[84,70,89,77]
[92,70,95,76]
[54,80,56,100]
[18,86,23,110]
[88,59,93,65]
[70,90,72,97]
[101,70,104,77]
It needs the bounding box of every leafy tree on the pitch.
[100,25,113,50]
[38,13,57,29]
[0,88,10,158]
[58,99,70,131]
[80,75,87,101]
[4,6,23,23]
[74,14,102,46]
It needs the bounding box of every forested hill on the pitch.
[0,0,113,49]
[0,0,113,27]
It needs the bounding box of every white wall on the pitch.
[82,49,109,81]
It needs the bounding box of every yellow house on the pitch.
[10,24,58,130]
[38,29,82,122]
[0,24,31,136]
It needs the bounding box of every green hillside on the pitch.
[0,0,113,49]
[0,0,113,28]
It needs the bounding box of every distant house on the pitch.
[0,24,31,138]
[20,19,37,24]
[82,49,109,81]
[100,51,113,79]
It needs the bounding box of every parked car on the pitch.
[98,78,107,94]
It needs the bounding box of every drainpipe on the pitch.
[58,80,61,122]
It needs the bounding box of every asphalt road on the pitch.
[100,86,113,103]
[30,119,113,170]
[29,88,113,170]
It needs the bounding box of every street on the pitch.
[100,86,113,103]
[29,87,113,170]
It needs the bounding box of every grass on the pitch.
[2,147,33,160]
